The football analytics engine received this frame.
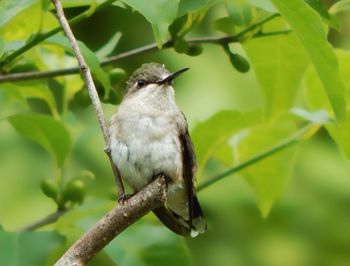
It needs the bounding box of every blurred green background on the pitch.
[1,1,350,265]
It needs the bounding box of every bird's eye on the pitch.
[136,79,146,88]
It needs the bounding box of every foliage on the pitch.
[1,0,350,265]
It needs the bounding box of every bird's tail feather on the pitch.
[152,194,206,237]
[152,206,190,236]
[190,194,207,236]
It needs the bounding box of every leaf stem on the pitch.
[0,0,117,68]
[197,123,313,192]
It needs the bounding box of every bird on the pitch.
[109,62,206,236]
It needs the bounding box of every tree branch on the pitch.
[51,0,109,145]
[0,15,290,84]
[54,176,167,266]
[19,208,69,232]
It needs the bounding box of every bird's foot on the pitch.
[153,173,171,184]
[117,192,134,205]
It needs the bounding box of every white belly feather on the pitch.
[109,85,189,219]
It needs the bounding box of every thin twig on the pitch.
[52,0,109,145]
[0,19,290,84]
[19,208,69,232]
[54,176,167,266]
[197,123,313,191]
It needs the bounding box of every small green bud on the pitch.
[40,178,58,202]
[174,39,189,54]
[63,180,85,204]
[229,52,250,73]
[186,45,203,56]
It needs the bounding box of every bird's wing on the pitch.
[178,114,197,229]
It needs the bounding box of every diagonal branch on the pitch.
[51,0,109,144]
[54,176,167,266]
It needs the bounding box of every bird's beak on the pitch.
[157,67,189,85]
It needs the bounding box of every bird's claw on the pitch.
[118,193,133,205]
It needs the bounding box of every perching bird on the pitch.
[109,62,206,236]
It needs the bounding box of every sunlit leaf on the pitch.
[0,82,58,117]
[0,36,4,57]
[46,36,111,99]
[318,50,350,162]
[290,108,332,124]
[305,0,339,29]
[236,120,297,217]
[0,0,41,41]
[0,229,64,266]
[95,32,122,59]
[244,32,309,119]
[213,17,236,34]
[329,0,350,15]
[226,0,255,27]
[121,0,180,47]
[177,0,219,16]
[246,0,277,12]
[271,0,347,120]
[191,110,262,175]
[7,113,71,167]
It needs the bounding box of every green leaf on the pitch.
[191,110,262,175]
[0,0,34,29]
[271,0,347,120]
[304,50,350,116]
[0,230,64,266]
[327,117,350,161]
[290,108,332,124]
[236,120,297,217]
[7,113,71,167]
[41,0,51,12]
[243,32,309,119]
[177,0,219,16]
[305,0,339,29]
[46,36,111,100]
[95,32,122,59]
[226,0,254,27]
[329,0,350,15]
[0,82,59,118]
[78,41,111,99]
[0,36,4,58]
[104,224,191,266]
[213,17,236,35]
[0,0,41,41]
[121,0,180,48]
[311,50,350,161]
[246,0,277,12]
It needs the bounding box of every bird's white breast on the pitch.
[109,86,185,193]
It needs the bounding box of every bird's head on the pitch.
[125,62,189,97]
